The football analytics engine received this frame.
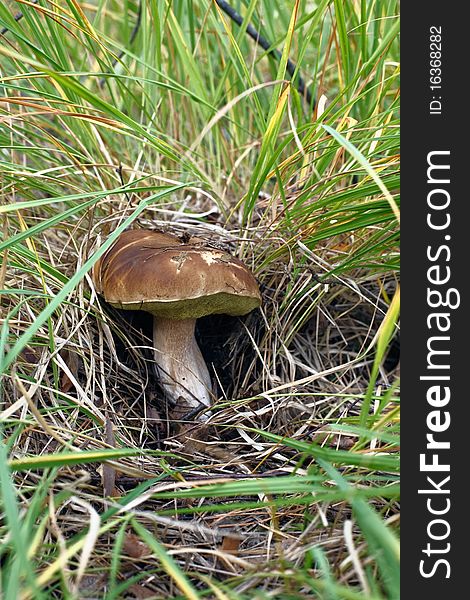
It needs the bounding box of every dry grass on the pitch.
[0,1,399,597]
[3,197,399,598]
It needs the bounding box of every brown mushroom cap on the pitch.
[93,229,262,319]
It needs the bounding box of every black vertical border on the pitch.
[402,2,467,596]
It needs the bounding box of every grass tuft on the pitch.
[1,1,399,597]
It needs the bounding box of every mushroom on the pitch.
[92,229,261,420]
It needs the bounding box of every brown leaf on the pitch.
[122,533,151,559]
[60,348,79,393]
[221,535,241,555]
[110,486,122,498]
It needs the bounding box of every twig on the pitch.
[0,0,39,36]
[215,0,314,107]
[1,0,314,108]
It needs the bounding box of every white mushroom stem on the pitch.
[152,316,212,418]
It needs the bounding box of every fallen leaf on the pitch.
[60,348,79,393]
[122,533,151,559]
[221,536,241,555]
